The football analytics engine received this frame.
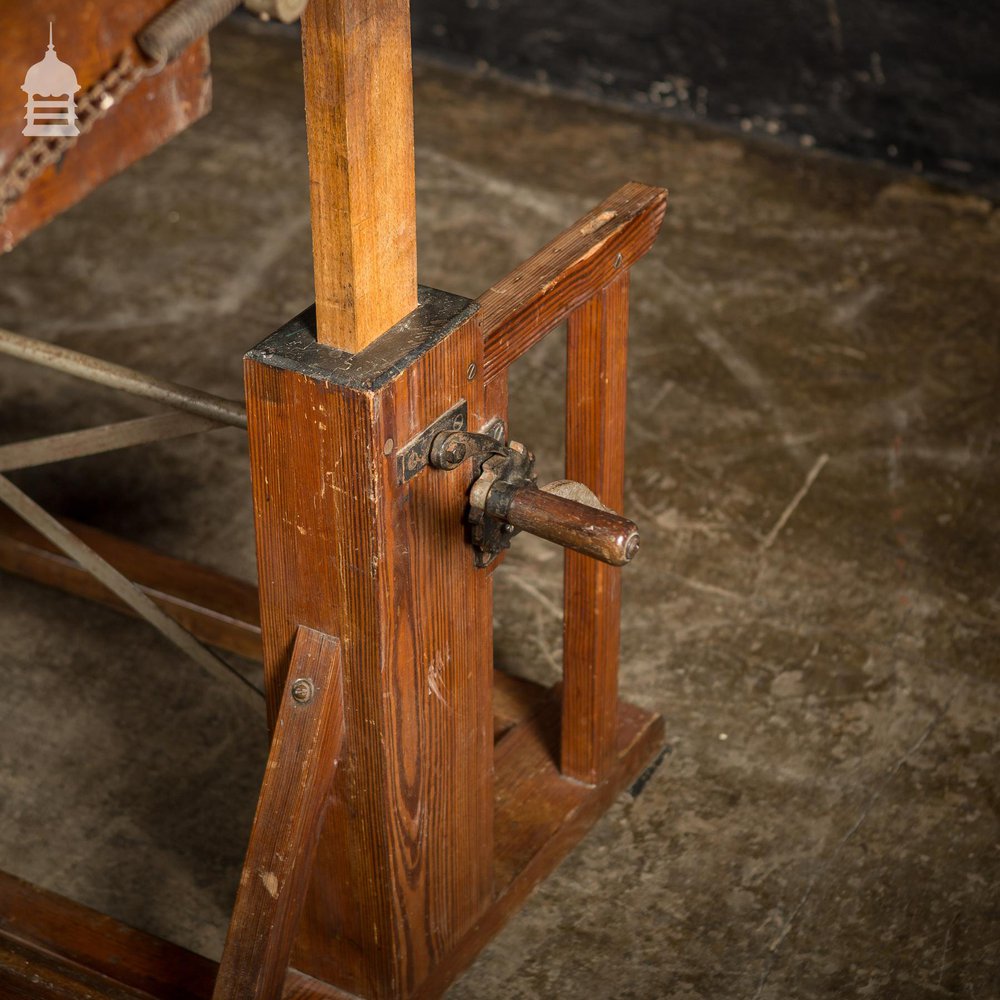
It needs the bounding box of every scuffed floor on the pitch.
[0,17,998,1000]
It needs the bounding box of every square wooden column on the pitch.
[245,290,494,998]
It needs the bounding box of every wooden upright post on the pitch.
[301,0,418,352]
[245,293,495,998]
[561,273,631,784]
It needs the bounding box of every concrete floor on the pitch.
[1,16,998,1000]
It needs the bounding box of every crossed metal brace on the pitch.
[0,326,262,706]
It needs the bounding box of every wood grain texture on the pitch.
[0,1,211,253]
[301,0,418,351]
[478,182,666,383]
[0,505,262,660]
[0,869,344,1000]
[562,274,631,783]
[245,300,493,997]
[492,669,548,741]
[413,695,665,999]
[215,627,345,1000]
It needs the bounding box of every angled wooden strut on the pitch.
[214,626,345,1000]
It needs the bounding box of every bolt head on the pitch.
[291,677,314,704]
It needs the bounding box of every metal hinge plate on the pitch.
[395,399,468,483]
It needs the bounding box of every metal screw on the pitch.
[491,421,505,442]
[613,252,623,269]
[466,362,477,381]
[383,437,394,456]
[291,677,314,704]
[406,450,421,470]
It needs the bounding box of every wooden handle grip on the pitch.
[487,486,639,566]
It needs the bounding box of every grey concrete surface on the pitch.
[0,16,998,1000]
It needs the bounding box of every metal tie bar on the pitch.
[0,327,247,429]
[0,474,264,706]
[0,412,222,472]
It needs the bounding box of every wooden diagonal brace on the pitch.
[214,626,345,1000]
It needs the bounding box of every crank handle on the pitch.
[483,482,639,567]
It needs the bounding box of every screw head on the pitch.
[467,362,477,381]
[613,252,624,269]
[291,677,314,704]
[383,437,394,456]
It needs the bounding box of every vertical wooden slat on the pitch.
[213,627,344,1000]
[561,272,630,784]
[301,0,418,352]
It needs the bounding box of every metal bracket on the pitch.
[428,427,639,568]
[427,428,538,567]
[396,399,468,483]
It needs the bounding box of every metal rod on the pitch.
[0,474,264,706]
[0,327,247,429]
[0,412,222,472]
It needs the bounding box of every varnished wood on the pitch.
[491,669,548,741]
[413,695,664,999]
[494,485,638,567]
[301,0,418,351]
[562,274,631,784]
[0,681,661,999]
[215,627,345,1000]
[478,182,666,383]
[245,294,493,997]
[0,869,343,1000]
[0,1,211,253]
[0,506,262,660]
